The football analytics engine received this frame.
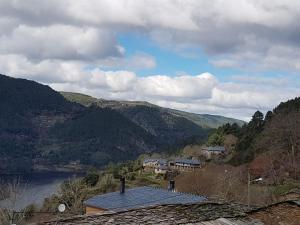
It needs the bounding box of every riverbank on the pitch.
[0,162,88,176]
[0,171,85,210]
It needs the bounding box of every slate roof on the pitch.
[143,159,167,165]
[36,201,299,225]
[84,186,206,212]
[203,146,225,152]
[156,165,168,170]
[174,158,200,165]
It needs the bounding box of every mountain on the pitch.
[0,74,243,173]
[0,74,79,173]
[60,92,245,128]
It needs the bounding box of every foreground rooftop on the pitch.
[36,200,299,225]
[84,186,206,212]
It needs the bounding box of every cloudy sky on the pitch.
[1,0,300,120]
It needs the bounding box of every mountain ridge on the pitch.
[60,91,245,129]
[0,74,244,173]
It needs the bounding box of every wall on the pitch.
[85,206,107,214]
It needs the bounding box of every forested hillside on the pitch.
[0,74,223,173]
[0,74,79,172]
[61,92,244,129]
[207,97,300,180]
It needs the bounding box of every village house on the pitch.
[170,159,201,171]
[201,146,225,159]
[84,178,206,214]
[154,164,168,174]
[142,158,167,172]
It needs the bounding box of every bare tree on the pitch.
[0,178,27,225]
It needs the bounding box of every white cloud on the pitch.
[1,0,300,120]
[1,0,300,70]
[2,54,298,120]
[98,52,156,70]
[0,25,123,61]
[1,50,299,121]
[136,73,216,100]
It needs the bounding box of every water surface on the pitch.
[0,172,84,210]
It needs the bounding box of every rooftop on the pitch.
[143,159,167,165]
[84,186,206,212]
[203,146,225,152]
[174,158,200,165]
[36,201,300,225]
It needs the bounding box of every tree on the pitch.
[249,111,264,130]
[83,170,99,187]
[207,132,225,146]
[264,111,273,122]
[0,179,28,225]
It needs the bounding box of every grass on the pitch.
[272,182,300,196]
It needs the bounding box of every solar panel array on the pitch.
[84,186,206,212]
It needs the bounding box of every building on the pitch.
[36,200,300,225]
[201,146,225,159]
[170,159,201,171]
[154,164,168,174]
[84,179,206,214]
[143,159,167,172]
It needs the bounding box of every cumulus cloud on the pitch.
[0,25,123,61]
[136,73,216,100]
[1,0,300,120]
[98,52,156,71]
[1,0,300,70]
[3,54,299,120]
[0,0,300,70]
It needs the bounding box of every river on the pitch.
[0,172,85,211]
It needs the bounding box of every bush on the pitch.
[23,204,37,220]
[83,172,99,187]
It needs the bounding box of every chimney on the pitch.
[120,177,125,194]
[168,180,175,192]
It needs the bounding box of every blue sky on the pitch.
[118,33,240,79]
[117,33,299,86]
[0,0,300,120]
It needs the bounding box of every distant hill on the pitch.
[0,74,245,173]
[60,92,245,129]
[0,74,244,173]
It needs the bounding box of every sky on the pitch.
[0,0,300,121]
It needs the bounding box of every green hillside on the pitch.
[60,92,245,129]
[205,97,300,181]
[0,74,211,173]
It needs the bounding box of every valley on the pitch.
[0,74,242,174]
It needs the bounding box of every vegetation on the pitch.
[206,110,272,164]
[0,74,216,173]
[207,123,241,146]
[230,111,265,164]
[61,91,245,129]
[205,98,300,185]
[41,157,165,215]
[176,164,300,206]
